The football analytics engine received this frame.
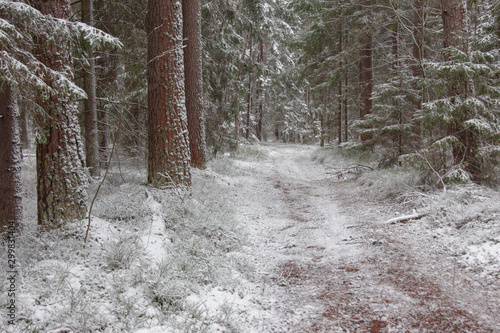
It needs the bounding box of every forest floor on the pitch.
[2,143,500,332]
[223,144,500,332]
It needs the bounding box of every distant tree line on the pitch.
[1,0,499,231]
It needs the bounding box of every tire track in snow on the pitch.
[235,144,497,332]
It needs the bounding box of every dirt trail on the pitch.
[234,144,499,332]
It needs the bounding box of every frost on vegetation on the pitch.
[232,144,269,161]
[6,161,248,332]
[409,185,500,280]
[0,0,121,99]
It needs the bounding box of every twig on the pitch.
[84,136,116,244]
[416,151,447,193]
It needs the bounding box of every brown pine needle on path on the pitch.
[232,144,499,332]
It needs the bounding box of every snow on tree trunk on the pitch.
[82,0,100,177]
[183,0,206,169]
[31,0,89,228]
[147,0,191,187]
[0,85,22,232]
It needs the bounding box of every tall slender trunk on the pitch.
[392,6,403,155]
[412,0,424,109]
[442,0,477,175]
[31,0,88,228]
[82,0,100,177]
[0,85,22,232]
[183,0,206,169]
[256,41,264,141]
[359,0,373,141]
[320,93,327,147]
[246,34,253,140]
[147,0,191,187]
[98,106,109,168]
[19,100,30,149]
[412,0,425,148]
[338,19,343,145]
[344,30,349,143]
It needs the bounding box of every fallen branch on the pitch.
[326,164,374,180]
[385,210,426,224]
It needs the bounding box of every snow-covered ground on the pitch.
[2,143,499,332]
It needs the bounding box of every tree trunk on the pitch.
[359,0,373,142]
[97,105,109,169]
[31,0,88,228]
[338,83,342,145]
[344,30,349,143]
[442,0,477,174]
[183,0,206,169]
[412,0,424,108]
[19,101,30,149]
[82,0,100,177]
[246,35,253,140]
[256,41,264,141]
[320,95,327,147]
[0,85,22,232]
[338,19,343,145]
[412,0,425,148]
[147,0,191,187]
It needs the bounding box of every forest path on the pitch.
[231,144,498,332]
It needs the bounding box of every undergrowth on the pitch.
[315,145,500,284]
[0,154,249,332]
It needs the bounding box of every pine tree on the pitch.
[147,0,191,187]
[30,0,89,227]
[1,0,121,228]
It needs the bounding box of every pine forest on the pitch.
[1,0,499,331]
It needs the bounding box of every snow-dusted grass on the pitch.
[410,185,500,282]
[1,154,249,332]
[315,145,500,284]
[4,144,499,331]
[313,146,421,200]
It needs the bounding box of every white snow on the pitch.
[3,143,500,331]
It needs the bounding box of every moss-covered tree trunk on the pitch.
[0,85,22,232]
[147,0,191,187]
[31,0,88,228]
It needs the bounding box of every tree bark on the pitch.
[82,0,100,177]
[0,85,22,232]
[31,0,88,228]
[344,30,349,143]
[147,0,191,187]
[441,0,477,174]
[359,0,373,141]
[256,41,264,142]
[338,19,343,145]
[411,0,425,149]
[19,101,30,149]
[246,35,253,141]
[183,0,206,169]
[412,0,424,109]
[320,94,327,147]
